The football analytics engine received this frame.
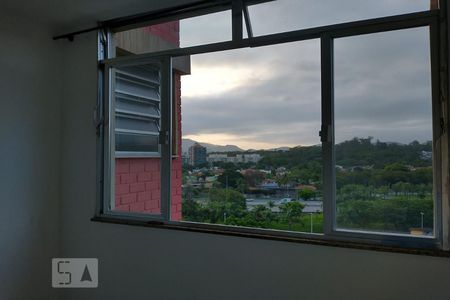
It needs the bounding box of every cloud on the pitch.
[179,1,433,149]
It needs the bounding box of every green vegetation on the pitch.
[182,137,433,235]
[182,195,322,233]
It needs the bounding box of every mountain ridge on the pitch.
[182,138,244,153]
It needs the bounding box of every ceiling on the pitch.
[1,0,199,35]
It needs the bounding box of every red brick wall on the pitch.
[143,22,180,47]
[114,21,183,221]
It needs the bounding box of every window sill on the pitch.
[91,215,450,258]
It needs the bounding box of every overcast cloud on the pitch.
[179,0,432,149]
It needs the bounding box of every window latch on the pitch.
[159,131,169,145]
[319,125,327,143]
[319,124,332,143]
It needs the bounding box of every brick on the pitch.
[121,173,137,184]
[137,192,151,202]
[152,171,160,181]
[130,182,145,193]
[176,187,182,196]
[176,170,182,179]
[145,161,159,172]
[115,204,130,212]
[171,211,182,221]
[172,194,181,205]
[145,208,161,214]
[130,161,145,173]
[145,181,159,191]
[151,190,161,200]
[115,160,129,174]
[130,201,145,212]
[145,200,159,210]
[138,172,152,182]
[172,177,182,188]
[120,193,136,205]
[115,184,129,196]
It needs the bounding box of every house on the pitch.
[2,1,450,300]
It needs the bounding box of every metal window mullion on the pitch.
[101,10,437,66]
[109,68,117,212]
[160,57,173,221]
[440,0,450,250]
[429,18,444,247]
[243,1,253,39]
[321,34,335,235]
[97,30,107,216]
[102,65,115,214]
[232,0,244,42]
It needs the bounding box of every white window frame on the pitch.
[95,0,449,251]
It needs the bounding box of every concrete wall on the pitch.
[0,12,61,300]
[57,31,450,300]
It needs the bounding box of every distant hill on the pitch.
[256,137,432,169]
[182,138,244,154]
[269,146,291,152]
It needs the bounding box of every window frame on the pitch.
[101,56,173,220]
[96,2,447,251]
[321,19,443,247]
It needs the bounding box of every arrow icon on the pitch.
[80,265,92,282]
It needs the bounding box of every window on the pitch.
[177,40,323,233]
[97,0,446,251]
[248,0,431,36]
[113,64,162,157]
[333,28,434,236]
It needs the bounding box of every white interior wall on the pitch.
[0,12,62,300]
[58,31,450,300]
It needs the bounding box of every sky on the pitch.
[179,0,432,150]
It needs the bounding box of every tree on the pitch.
[217,169,246,190]
[250,205,274,224]
[279,201,305,230]
[298,188,315,201]
[243,169,265,187]
[182,199,207,222]
[205,188,247,223]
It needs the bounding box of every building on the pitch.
[207,153,229,163]
[207,153,262,164]
[188,143,207,166]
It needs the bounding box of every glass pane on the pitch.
[113,63,161,155]
[115,76,160,101]
[249,0,430,37]
[334,27,434,236]
[173,41,324,234]
[115,98,160,117]
[115,133,159,153]
[112,10,231,57]
[115,115,159,133]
